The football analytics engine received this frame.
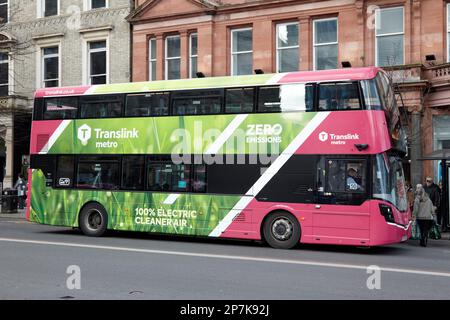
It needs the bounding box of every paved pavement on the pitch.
[1,216,450,300]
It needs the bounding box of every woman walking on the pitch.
[412,184,436,247]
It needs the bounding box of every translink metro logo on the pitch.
[78,124,91,146]
[319,131,328,142]
[77,124,140,148]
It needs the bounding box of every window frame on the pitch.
[88,0,108,10]
[0,0,8,24]
[88,40,108,85]
[375,6,405,67]
[148,37,157,81]
[231,27,253,76]
[165,34,181,80]
[0,52,9,96]
[41,46,60,88]
[40,0,59,18]
[189,33,198,79]
[276,22,299,73]
[313,17,338,71]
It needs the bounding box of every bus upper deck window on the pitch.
[318,82,361,111]
[225,88,254,113]
[125,93,169,117]
[360,79,382,110]
[80,95,123,119]
[43,97,78,120]
[258,86,281,112]
[171,89,222,116]
[279,84,314,112]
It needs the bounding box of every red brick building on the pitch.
[127,0,450,189]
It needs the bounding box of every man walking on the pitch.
[14,174,27,210]
[424,177,441,223]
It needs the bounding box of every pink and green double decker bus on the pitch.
[27,67,411,249]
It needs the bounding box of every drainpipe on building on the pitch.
[410,110,423,187]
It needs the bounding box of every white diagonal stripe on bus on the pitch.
[208,112,331,237]
[38,120,72,154]
[204,114,248,155]
[265,73,286,85]
[163,194,180,205]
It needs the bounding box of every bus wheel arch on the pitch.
[261,210,301,249]
[78,201,108,237]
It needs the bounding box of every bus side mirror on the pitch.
[355,144,369,151]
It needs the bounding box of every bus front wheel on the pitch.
[263,211,301,249]
[79,203,108,237]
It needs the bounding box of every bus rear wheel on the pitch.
[263,211,301,249]
[79,203,108,237]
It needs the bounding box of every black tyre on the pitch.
[263,211,301,249]
[79,203,108,237]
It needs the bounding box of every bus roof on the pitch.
[35,67,381,98]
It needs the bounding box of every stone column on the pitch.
[197,23,213,77]
[2,113,13,189]
[299,18,310,71]
[410,110,422,187]
[253,19,272,73]
[156,34,164,80]
[180,30,189,79]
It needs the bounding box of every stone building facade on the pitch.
[128,0,450,189]
[0,0,133,187]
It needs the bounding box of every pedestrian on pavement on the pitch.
[405,181,414,212]
[424,176,441,219]
[413,184,436,247]
[14,174,27,210]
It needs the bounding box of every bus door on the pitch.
[312,157,371,244]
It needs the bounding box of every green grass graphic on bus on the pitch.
[47,113,316,155]
[29,169,242,235]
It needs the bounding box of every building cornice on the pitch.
[31,33,65,41]
[128,0,353,25]
[3,6,130,32]
[79,26,114,34]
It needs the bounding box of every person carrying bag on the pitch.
[412,184,436,247]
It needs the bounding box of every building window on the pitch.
[165,35,181,80]
[90,0,107,9]
[313,18,338,70]
[433,115,450,180]
[88,40,107,84]
[375,7,404,67]
[447,4,450,62]
[0,0,8,24]
[149,38,156,81]
[231,28,253,76]
[0,52,8,96]
[189,33,198,78]
[276,23,299,73]
[42,47,59,88]
[42,0,59,17]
